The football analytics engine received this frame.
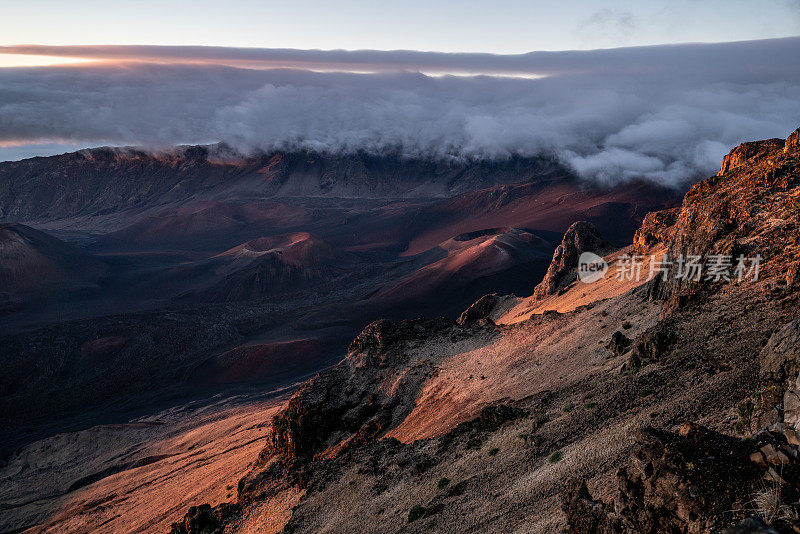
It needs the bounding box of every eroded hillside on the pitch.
[168,127,800,533]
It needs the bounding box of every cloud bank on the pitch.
[1,38,799,185]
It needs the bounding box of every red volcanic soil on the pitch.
[402,180,678,256]
[103,200,311,251]
[190,339,330,385]
[379,228,552,305]
[217,232,333,263]
[0,223,105,298]
[173,232,347,302]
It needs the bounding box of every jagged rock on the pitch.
[785,126,800,154]
[560,479,619,534]
[607,331,632,356]
[456,294,518,325]
[650,129,799,302]
[718,139,785,175]
[347,317,452,355]
[632,207,679,254]
[533,221,614,299]
[759,319,800,443]
[238,317,489,504]
[561,424,792,534]
[457,294,501,325]
[621,323,674,373]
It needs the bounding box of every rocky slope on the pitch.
[0,146,564,222]
[166,126,800,533]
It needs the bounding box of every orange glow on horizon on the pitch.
[0,54,89,68]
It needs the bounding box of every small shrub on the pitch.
[437,477,450,490]
[666,380,677,388]
[590,380,599,388]
[639,387,653,397]
[735,397,757,434]
[585,401,598,409]
[488,447,500,456]
[408,505,426,523]
[753,483,791,524]
[622,321,632,329]
[517,432,530,443]
[548,451,563,463]
[563,402,575,413]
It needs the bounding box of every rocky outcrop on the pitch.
[606,330,632,356]
[761,319,800,388]
[785,126,800,154]
[651,129,800,302]
[237,317,494,501]
[632,207,679,254]
[718,139,785,176]
[620,322,675,373]
[532,221,613,299]
[456,293,518,325]
[562,424,800,534]
[457,294,502,325]
[170,315,495,529]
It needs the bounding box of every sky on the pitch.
[0,1,799,185]
[1,0,799,61]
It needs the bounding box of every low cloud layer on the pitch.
[1,38,799,185]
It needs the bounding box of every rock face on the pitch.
[651,129,800,302]
[718,139,785,175]
[560,127,800,534]
[532,221,613,299]
[785,126,800,154]
[760,318,800,388]
[606,330,632,356]
[632,207,679,253]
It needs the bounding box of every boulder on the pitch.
[606,330,632,356]
[561,424,796,534]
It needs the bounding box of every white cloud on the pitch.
[1,38,799,186]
